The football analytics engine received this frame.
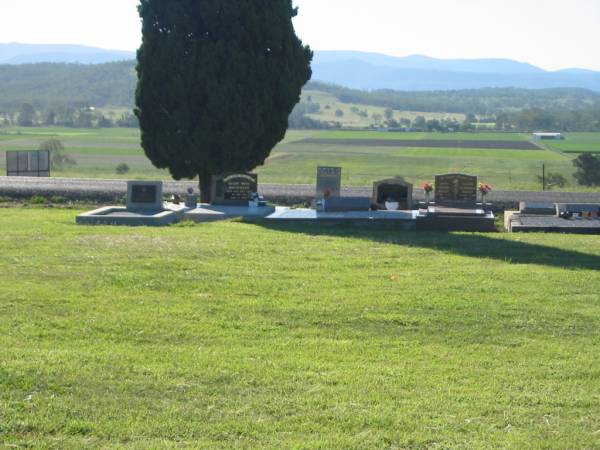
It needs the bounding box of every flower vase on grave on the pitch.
[422,182,433,207]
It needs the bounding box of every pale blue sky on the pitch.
[1,0,599,71]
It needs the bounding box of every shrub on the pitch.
[573,153,600,186]
[116,163,130,175]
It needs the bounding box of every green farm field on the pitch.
[543,133,600,154]
[0,127,598,191]
[1,208,600,448]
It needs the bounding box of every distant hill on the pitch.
[312,51,600,92]
[2,43,600,92]
[0,43,135,65]
[0,61,136,109]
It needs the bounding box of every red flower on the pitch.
[479,183,492,194]
[422,182,434,193]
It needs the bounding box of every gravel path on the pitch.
[1,176,599,204]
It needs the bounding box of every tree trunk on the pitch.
[199,174,213,204]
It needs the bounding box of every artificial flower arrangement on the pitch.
[423,182,434,204]
[479,183,492,203]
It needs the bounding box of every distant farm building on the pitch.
[533,132,565,140]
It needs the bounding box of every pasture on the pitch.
[543,133,600,154]
[0,127,595,191]
[1,208,600,448]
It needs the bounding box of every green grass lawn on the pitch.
[1,208,600,448]
[0,127,595,191]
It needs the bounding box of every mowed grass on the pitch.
[1,208,600,448]
[0,127,595,190]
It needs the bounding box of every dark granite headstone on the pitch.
[127,181,164,210]
[435,174,477,206]
[316,166,342,197]
[519,202,556,215]
[212,173,258,205]
[372,178,413,210]
[132,185,157,204]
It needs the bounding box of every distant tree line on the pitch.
[308,82,600,131]
[1,61,600,131]
[0,103,138,128]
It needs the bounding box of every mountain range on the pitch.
[0,43,135,65]
[1,43,600,92]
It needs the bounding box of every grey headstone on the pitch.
[316,166,342,197]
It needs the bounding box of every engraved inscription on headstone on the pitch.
[316,166,342,197]
[131,185,157,204]
[6,150,50,177]
[212,173,258,205]
[435,174,477,205]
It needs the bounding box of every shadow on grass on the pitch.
[257,222,600,271]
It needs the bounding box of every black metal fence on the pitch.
[6,150,50,177]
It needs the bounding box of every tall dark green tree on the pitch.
[135,0,312,201]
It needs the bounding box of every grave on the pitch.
[372,178,413,210]
[7,150,50,177]
[77,181,186,226]
[416,173,495,231]
[211,173,258,205]
[316,166,342,198]
[507,202,600,233]
[184,173,275,223]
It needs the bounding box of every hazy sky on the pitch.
[1,0,599,71]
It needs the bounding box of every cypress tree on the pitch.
[135,0,312,202]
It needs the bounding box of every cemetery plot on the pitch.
[77,181,186,226]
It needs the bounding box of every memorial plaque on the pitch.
[372,178,413,210]
[212,173,258,205]
[316,166,342,197]
[127,181,164,210]
[131,185,157,204]
[435,174,477,206]
[6,150,50,177]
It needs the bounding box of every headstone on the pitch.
[6,150,50,177]
[519,202,556,216]
[127,181,164,211]
[372,178,413,210]
[434,173,477,206]
[323,197,370,212]
[316,166,342,198]
[211,173,258,205]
